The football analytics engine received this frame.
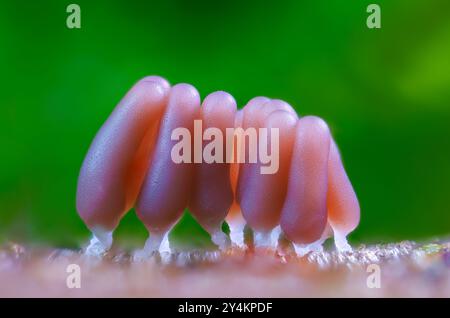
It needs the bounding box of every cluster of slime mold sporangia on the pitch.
[76,76,360,258]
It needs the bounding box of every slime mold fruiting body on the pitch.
[189,92,237,250]
[135,83,200,256]
[76,76,170,255]
[76,76,360,256]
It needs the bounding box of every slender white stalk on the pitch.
[293,237,326,257]
[85,227,113,256]
[210,227,230,251]
[253,230,271,248]
[133,231,171,261]
[333,229,352,252]
[270,225,282,249]
[227,214,246,248]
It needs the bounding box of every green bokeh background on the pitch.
[1,0,450,248]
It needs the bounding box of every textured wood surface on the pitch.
[1,240,449,297]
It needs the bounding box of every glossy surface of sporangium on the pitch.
[188,91,237,248]
[238,108,297,232]
[135,84,200,235]
[76,76,170,231]
[280,116,331,244]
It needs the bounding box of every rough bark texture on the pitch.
[1,240,449,297]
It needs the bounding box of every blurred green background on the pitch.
[1,0,450,248]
